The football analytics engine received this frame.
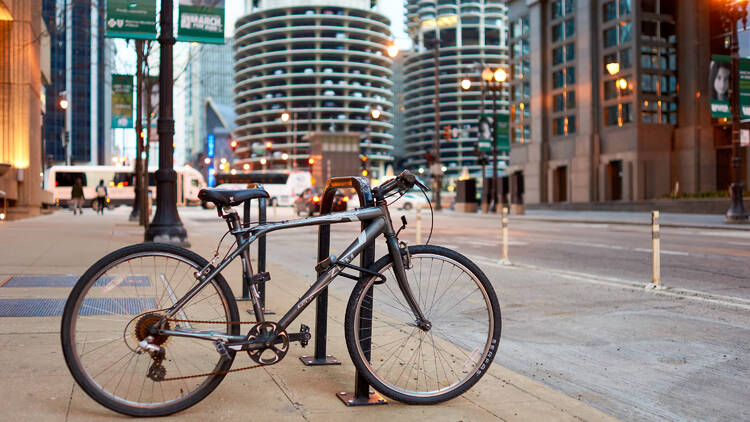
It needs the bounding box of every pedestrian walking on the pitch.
[71,178,84,215]
[95,180,107,215]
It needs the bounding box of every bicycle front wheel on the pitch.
[61,243,240,417]
[345,245,501,404]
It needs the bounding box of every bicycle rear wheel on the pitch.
[61,243,240,417]
[344,245,501,404]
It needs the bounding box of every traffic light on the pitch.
[442,125,452,140]
[424,151,435,163]
[230,139,238,151]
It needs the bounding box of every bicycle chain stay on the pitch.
[159,317,263,381]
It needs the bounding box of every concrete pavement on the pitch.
[0,206,619,421]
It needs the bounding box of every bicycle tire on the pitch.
[344,245,501,404]
[61,243,240,417]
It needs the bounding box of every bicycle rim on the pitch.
[351,251,497,400]
[65,250,235,412]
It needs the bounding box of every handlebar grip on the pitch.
[400,170,430,191]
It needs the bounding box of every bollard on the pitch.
[500,207,510,265]
[651,210,661,286]
[415,207,422,244]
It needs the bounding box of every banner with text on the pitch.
[480,113,510,152]
[111,74,134,129]
[105,0,157,40]
[739,58,750,119]
[178,0,225,44]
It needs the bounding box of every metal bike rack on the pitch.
[298,176,387,406]
[238,184,268,312]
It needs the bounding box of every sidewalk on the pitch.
[444,208,750,231]
[0,207,619,421]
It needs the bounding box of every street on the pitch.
[179,205,750,422]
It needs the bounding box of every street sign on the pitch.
[105,0,157,40]
[477,141,492,152]
[742,129,750,146]
[178,0,226,44]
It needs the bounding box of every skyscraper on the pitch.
[402,0,509,182]
[43,0,111,166]
[233,0,395,177]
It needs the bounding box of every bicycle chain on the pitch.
[159,317,263,381]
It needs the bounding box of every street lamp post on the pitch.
[145,0,189,245]
[281,111,298,170]
[479,67,506,212]
[722,0,749,222]
[58,92,69,165]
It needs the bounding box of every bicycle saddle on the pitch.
[198,187,269,207]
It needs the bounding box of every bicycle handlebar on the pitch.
[374,170,430,197]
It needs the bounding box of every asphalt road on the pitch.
[181,206,750,422]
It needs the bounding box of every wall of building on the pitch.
[0,0,47,219]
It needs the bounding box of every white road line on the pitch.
[633,247,689,256]
[555,240,626,250]
[695,230,750,238]
[463,240,529,247]
[470,259,750,311]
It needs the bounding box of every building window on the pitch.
[604,1,617,22]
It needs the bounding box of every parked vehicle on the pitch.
[47,165,205,208]
[293,187,348,216]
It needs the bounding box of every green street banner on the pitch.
[178,0,225,44]
[740,58,750,119]
[479,113,510,152]
[105,0,157,40]
[112,74,134,128]
[710,55,732,118]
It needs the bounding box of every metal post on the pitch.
[257,197,268,310]
[651,211,661,286]
[491,82,499,212]
[239,200,252,301]
[145,0,189,246]
[432,41,442,210]
[292,113,298,171]
[726,6,749,223]
[300,207,340,365]
[500,206,509,265]
[130,40,144,222]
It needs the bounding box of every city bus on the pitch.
[47,165,206,208]
[212,170,311,207]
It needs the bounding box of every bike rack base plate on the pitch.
[336,390,388,406]
[299,354,341,366]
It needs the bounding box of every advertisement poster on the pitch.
[739,58,750,119]
[178,0,225,44]
[710,55,732,118]
[111,74,134,129]
[480,113,510,152]
[105,0,157,40]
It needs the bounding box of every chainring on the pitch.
[246,322,289,365]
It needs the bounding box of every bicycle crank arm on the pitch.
[225,331,312,352]
[160,327,246,343]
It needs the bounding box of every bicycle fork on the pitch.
[385,232,432,331]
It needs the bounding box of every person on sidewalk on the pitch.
[95,180,108,215]
[71,178,84,215]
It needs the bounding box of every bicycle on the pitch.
[60,170,502,417]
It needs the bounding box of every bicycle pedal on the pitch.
[214,341,231,360]
[299,324,310,348]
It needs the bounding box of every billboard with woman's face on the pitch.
[710,56,732,118]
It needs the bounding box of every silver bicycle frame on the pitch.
[161,205,399,341]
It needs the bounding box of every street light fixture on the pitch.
[606,62,620,76]
[719,0,749,222]
[460,78,472,91]
[280,111,297,170]
[58,91,70,165]
[386,43,399,58]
